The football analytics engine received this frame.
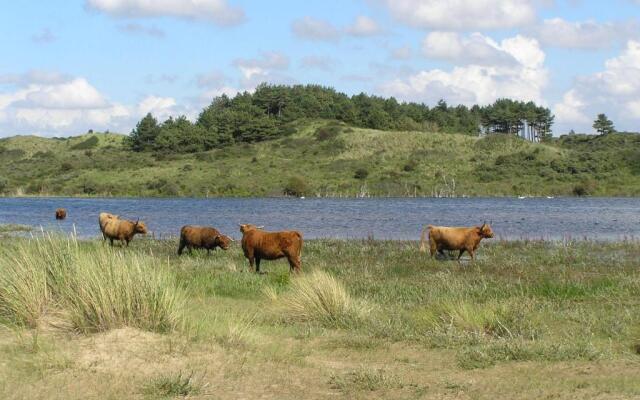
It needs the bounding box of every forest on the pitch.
[126,83,555,153]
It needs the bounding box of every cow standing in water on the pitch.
[420,223,494,260]
[55,208,67,220]
[239,224,302,274]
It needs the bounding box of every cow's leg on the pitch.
[177,240,185,255]
[287,254,302,274]
[468,248,475,260]
[458,249,465,260]
[247,255,255,272]
[255,257,263,274]
[109,238,114,246]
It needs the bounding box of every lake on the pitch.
[0,197,638,241]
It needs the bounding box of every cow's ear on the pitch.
[214,235,221,242]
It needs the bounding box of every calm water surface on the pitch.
[0,197,638,241]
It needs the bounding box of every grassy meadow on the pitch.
[1,234,640,399]
[1,121,639,197]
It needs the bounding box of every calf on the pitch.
[178,225,232,255]
[420,223,494,260]
[239,224,302,273]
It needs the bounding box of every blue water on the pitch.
[0,197,638,241]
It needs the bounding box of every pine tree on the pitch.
[127,113,160,152]
[593,114,615,135]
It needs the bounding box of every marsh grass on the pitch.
[143,370,207,398]
[265,270,370,329]
[329,367,405,392]
[0,235,185,333]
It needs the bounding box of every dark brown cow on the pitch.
[55,208,67,220]
[419,223,494,260]
[102,217,148,246]
[239,224,302,274]
[178,225,232,255]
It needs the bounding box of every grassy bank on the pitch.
[1,236,639,399]
[1,122,639,197]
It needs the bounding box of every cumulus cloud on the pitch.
[300,55,336,71]
[389,46,412,60]
[422,32,519,66]
[554,40,640,131]
[346,16,383,37]
[117,23,165,38]
[531,18,638,49]
[378,0,537,30]
[379,35,547,106]
[291,17,341,42]
[85,0,245,26]
[232,52,293,87]
[292,15,384,41]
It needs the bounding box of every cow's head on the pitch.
[478,222,494,238]
[216,234,232,250]
[133,219,148,235]
[239,224,264,234]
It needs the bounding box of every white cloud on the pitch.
[86,0,245,26]
[346,16,383,37]
[381,34,547,106]
[422,32,518,66]
[389,46,412,60]
[117,23,165,38]
[300,55,335,71]
[531,18,638,49]
[232,52,292,87]
[379,0,536,30]
[0,76,131,136]
[291,17,341,42]
[554,40,640,131]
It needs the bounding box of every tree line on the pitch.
[126,83,555,153]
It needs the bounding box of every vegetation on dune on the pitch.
[0,237,640,398]
[0,122,639,197]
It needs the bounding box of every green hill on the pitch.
[0,121,638,197]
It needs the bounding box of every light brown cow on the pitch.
[178,225,232,255]
[420,223,494,260]
[98,212,119,241]
[55,208,67,220]
[102,217,148,246]
[239,224,302,274]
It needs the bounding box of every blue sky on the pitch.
[1,0,639,137]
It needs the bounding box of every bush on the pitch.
[354,168,369,180]
[0,235,185,333]
[403,159,418,172]
[315,125,341,141]
[264,270,369,329]
[572,179,597,196]
[71,136,99,150]
[283,175,308,197]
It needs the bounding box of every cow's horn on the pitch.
[257,225,264,229]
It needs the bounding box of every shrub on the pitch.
[71,136,99,150]
[143,371,205,397]
[315,125,341,141]
[403,159,418,172]
[265,270,369,328]
[572,179,597,196]
[354,168,369,180]
[283,175,308,197]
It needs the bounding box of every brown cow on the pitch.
[55,208,67,220]
[419,223,494,260]
[102,217,148,246]
[178,225,232,255]
[239,224,302,274]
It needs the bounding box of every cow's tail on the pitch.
[419,225,432,252]
[296,231,303,259]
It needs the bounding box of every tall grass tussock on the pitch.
[265,270,370,328]
[0,235,184,333]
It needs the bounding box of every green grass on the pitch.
[1,122,638,197]
[1,236,640,398]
